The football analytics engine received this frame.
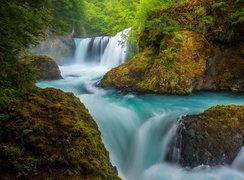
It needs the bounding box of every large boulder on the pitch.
[167,105,244,167]
[21,55,62,81]
[100,0,244,95]
[0,87,119,179]
[101,41,244,94]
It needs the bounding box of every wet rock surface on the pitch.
[21,55,63,81]
[167,105,244,167]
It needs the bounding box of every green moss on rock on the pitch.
[101,0,244,95]
[0,87,119,179]
[101,31,214,94]
[20,55,62,81]
[167,105,244,167]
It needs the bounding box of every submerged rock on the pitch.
[167,105,244,167]
[21,55,62,81]
[0,87,119,179]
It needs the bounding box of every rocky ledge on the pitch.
[167,105,244,167]
[21,55,62,81]
[0,87,119,179]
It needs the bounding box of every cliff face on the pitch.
[166,105,244,167]
[100,0,244,95]
[0,87,119,179]
[30,34,75,65]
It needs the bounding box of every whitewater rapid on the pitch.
[37,29,244,180]
[37,65,244,180]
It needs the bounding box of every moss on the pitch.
[186,88,193,95]
[169,105,244,167]
[101,31,213,95]
[20,55,62,81]
[101,0,243,95]
[0,87,119,179]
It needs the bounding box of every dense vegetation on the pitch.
[101,0,244,94]
[0,0,84,117]
[0,1,121,178]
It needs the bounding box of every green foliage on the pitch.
[231,8,244,24]
[0,1,47,57]
[0,57,35,122]
[0,0,84,117]
[212,1,226,9]
[0,0,85,57]
[83,0,138,36]
[0,145,21,172]
[211,0,243,25]
[163,47,177,67]
[186,88,193,95]
[172,33,184,44]
[130,0,175,40]
[20,157,38,177]
[146,13,180,40]
[0,145,38,177]
[194,6,214,31]
[46,0,85,35]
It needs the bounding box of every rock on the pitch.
[100,0,244,95]
[30,34,75,65]
[166,105,244,167]
[100,31,215,94]
[20,55,62,81]
[0,87,119,179]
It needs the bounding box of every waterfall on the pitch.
[74,28,130,68]
[232,147,244,171]
[74,38,91,64]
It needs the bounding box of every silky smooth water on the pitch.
[37,65,244,180]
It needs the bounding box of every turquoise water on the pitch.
[37,65,244,180]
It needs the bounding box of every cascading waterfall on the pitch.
[74,28,130,67]
[74,38,92,64]
[37,28,244,180]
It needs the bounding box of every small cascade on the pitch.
[232,147,244,171]
[74,28,130,67]
[165,118,184,164]
[74,38,92,64]
[100,28,130,67]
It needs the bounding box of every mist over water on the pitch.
[37,30,244,180]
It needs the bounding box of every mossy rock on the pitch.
[101,31,214,94]
[0,87,119,179]
[167,105,244,167]
[139,0,243,50]
[101,0,244,95]
[20,55,62,81]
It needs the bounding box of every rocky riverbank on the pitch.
[167,105,244,167]
[0,87,119,179]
